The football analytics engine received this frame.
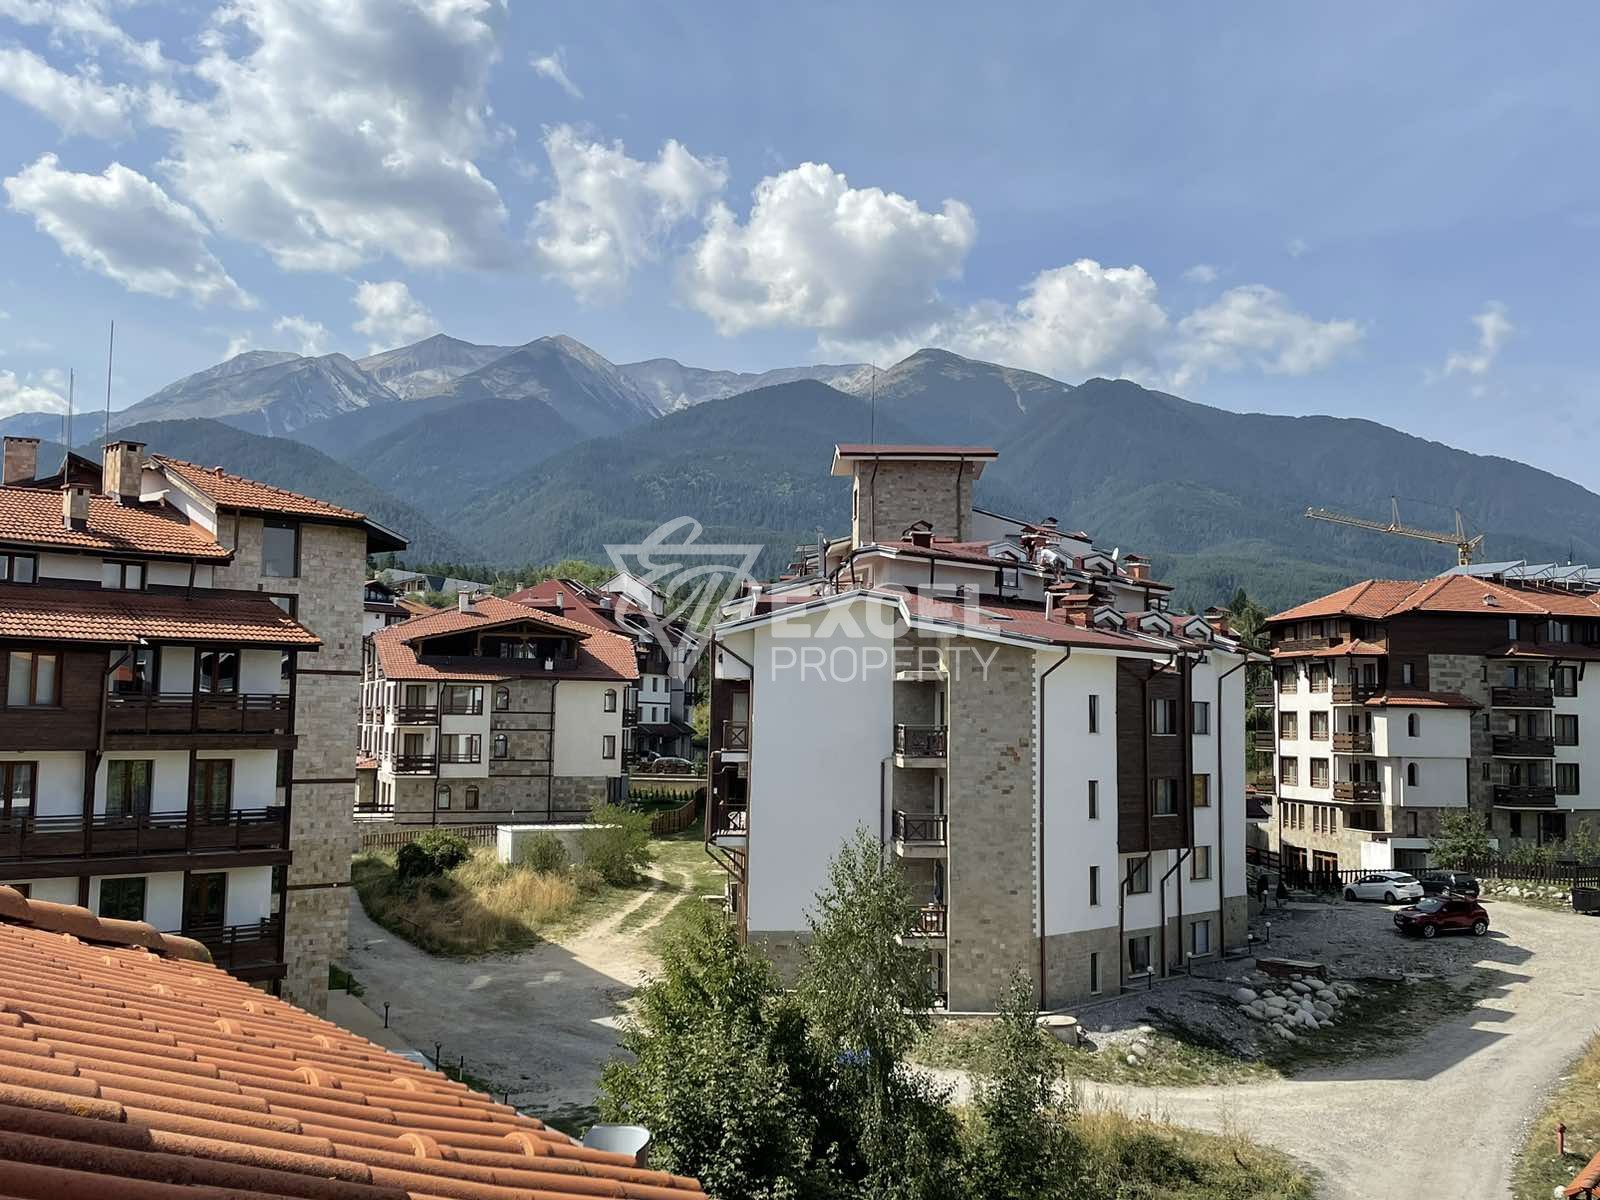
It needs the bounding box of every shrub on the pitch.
[396,830,472,883]
[522,832,569,873]
[580,804,655,885]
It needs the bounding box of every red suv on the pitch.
[1393,896,1489,939]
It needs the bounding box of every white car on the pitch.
[1344,871,1424,904]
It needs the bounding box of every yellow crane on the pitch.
[1305,497,1485,566]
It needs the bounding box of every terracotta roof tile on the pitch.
[0,583,321,647]
[0,884,706,1200]
[155,456,367,522]
[1268,579,1423,622]
[0,486,229,559]
[1363,690,1479,709]
[373,596,638,683]
[1272,574,1600,623]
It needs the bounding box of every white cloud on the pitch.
[223,333,254,360]
[530,48,581,100]
[1444,301,1514,376]
[0,0,165,71]
[1170,284,1363,387]
[0,367,67,418]
[147,0,511,273]
[1182,263,1219,284]
[1286,237,1309,258]
[352,279,437,352]
[683,162,976,339]
[532,125,727,303]
[0,46,136,137]
[272,314,329,355]
[3,154,253,307]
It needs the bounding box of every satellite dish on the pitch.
[583,1124,653,1165]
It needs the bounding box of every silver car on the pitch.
[1344,871,1425,904]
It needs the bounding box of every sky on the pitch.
[1,1,1598,489]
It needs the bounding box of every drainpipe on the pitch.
[1158,847,1191,975]
[1216,655,1249,946]
[1036,648,1071,1007]
[1116,856,1140,991]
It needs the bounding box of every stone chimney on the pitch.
[3,437,39,486]
[1124,554,1150,582]
[457,592,472,613]
[554,590,565,611]
[102,440,146,504]
[62,483,91,530]
[1204,607,1232,636]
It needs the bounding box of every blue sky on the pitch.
[1,2,1597,486]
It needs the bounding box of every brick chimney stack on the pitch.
[1123,554,1150,582]
[3,436,39,486]
[102,440,146,504]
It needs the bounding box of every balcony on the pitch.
[0,807,287,862]
[1332,683,1380,704]
[622,703,639,728]
[437,749,482,765]
[393,704,438,724]
[392,754,438,774]
[177,916,283,973]
[718,721,750,753]
[105,693,291,737]
[1252,685,1275,707]
[1332,731,1373,753]
[1493,734,1555,757]
[892,811,948,856]
[1252,729,1276,751]
[1491,687,1553,708]
[1493,784,1556,807]
[905,903,948,939]
[894,724,948,760]
[708,796,747,840]
[1333,780,1383,802]
[1278,636,1333,653]
[440,699,484,717]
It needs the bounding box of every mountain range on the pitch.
[7,333,1599,611]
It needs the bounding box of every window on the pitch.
[1401,662,1415,686]
[1406,762,1420,787]
[108,646,156,697]
[268,594,297,617]
[1309,664,1328,692]
[262,519,299,578]
[1407,713,1420,737]
[1089,951,1101,995]
[1556,714,1579,746]
[1190,919,1212,957]
[1128,934,1152,975]
[1192,773,1210,808]
[436,785,451,809]
[197,649,239,694]
[106,760,152,817]
[194,760,232,819]
[604,689,618,713]
[1127,856,1151,894]
[1088,779,1099,819]
[1088,694,1100,733]
[1510,812,1523,838]
[602,735,617,760]
[464,786,480,811]
[1508,618,1521,641]
[1309,711,1329,741]
[1310,758,1329,788]
[492,733,508,759]
[1278,712,1298,740]
[440,733,481,763]
[1088,865,1100,906]
[6,650,59,707]
[101,560,144,590]
[441,685,482,715]
[1152,777,1180,815]
[1192,701,1210,734]
[1191,845,1212,880]
[494,687,510,711]
[1557,762,1581,796]
[98,878,146,922]
[1,762,36,817]
[1555,665,1579,698]
[1279,756,1299,787]
[1151,697,1177,735]
[1549,620,1572,643]
[0,552,38,584]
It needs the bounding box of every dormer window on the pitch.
[0,552,37,584]
[102,560,144,590]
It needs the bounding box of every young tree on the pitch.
[1432,809,1492,865]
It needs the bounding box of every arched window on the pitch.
[492,733,508,759]
[494,687,510,711]
[465,786,479,811]
[604,689,618,713]
[1407,762,1419,787]
[1407,713,1420,737]
[435,785,451,809]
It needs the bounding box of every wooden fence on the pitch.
[1440,855,1600,888]
[357,824,500,851]
[650,792,703,836]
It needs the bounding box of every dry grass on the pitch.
[353,847,585,957]
[1075,1107,1314,1199]
[1512,1031,1600,1200]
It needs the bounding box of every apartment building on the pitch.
[358,594,638,824]
[361,577,414,635]
[510,574,702,762]
[707,443,1254,1011]
[0,434,403,1013]
[1261,563,1600,874]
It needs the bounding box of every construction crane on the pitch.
[1305,497,1485,566]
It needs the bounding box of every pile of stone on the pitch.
[1230,973,1360,1042]
[1489,882,1570,904]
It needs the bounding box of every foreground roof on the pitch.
[0,583,322,647]
[374,595,639,682]
[1271,574,1600,623]
[0,485,231,560]
[0,884,706,1200]
[1364,689,1478,709]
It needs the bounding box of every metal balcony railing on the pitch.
[1493,784,1556,807]
[1491,687,1553,708]
[393,704,438,724]
[392,754,438,774]
[908,904,948,937]
[892,811,948,844]
[1493,734,1555,757]
[894,724,948,758]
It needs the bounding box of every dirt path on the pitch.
[931,901,1600,1199]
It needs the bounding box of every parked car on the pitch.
[1419,871,1481,898]
[1344,871,1425,904]
[645,756,697,775]
[1393,896,1490,938]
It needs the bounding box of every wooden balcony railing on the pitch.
[1331,683,1380,704]
[908,904,948,937]
[393,704,438,724]
[176,916,283,971]
[1491,687,1553,708]
[893,810,948,845]
[1278,637,1333,653]
[105,692,291,736]
[1252,729,1276,751]
[0,807,287,861]
[391,754,438,774]
[1492,735,1555,757]
[1332,731,1373,753]
[1332,780,1383,802]
[719,722,750,752]
[1252,686,1276,707]
[894,724,948,758]
[1493,784,1556,807]
[708,796,747,838]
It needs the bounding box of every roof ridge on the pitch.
[0,886,211,962]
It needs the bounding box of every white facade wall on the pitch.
[1553,685,1600,813]
[240,649,285,694]
[2,876,76,904]
[224,865,274,926]
[158,647,195,693]
[0,751,83,818]
[34,551,213,588]
[1039,650,1119,936]
[89,871,183,931]
[93,751,189,815]
[553,680,626,778]
[36,553,100,582]
[197,749,277,808]
[1370,708,1470,758]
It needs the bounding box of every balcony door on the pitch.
[183,872,227,930]
[194,760,232,821]
[402,733,425,758]
[403,684,428,708]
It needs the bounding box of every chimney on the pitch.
[3,436,39,486]
[62,483,91,530]
[102,440,146,504]
[554,590,565,611]
[1124,554,1150,582]
[457,592,471,613]
[904,521,935,549]
[1204,607,1231,636]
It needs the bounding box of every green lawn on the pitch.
[1511,1032,1600,1199]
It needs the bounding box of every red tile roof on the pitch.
[156,456,368,522]
[1272,574,1600,623]
[1364,689,1478,709]
[898,591,1236,655]
[0,885,706,1200]
[0,486,230,560]
[507,580,624,633]
[1269,579,1423,623]
[0,583,322,647]
[1491,641,1600,661]
[374,595,638,683]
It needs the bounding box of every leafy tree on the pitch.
[395,830,471,883]
[1563,819,1600,865]
[961,970,1083,1200]
[1431,810,1492,865]
[580,803,655,885]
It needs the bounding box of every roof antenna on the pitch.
[869,362,877,444]
[103,319,115,448]
[65,369,74,464]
